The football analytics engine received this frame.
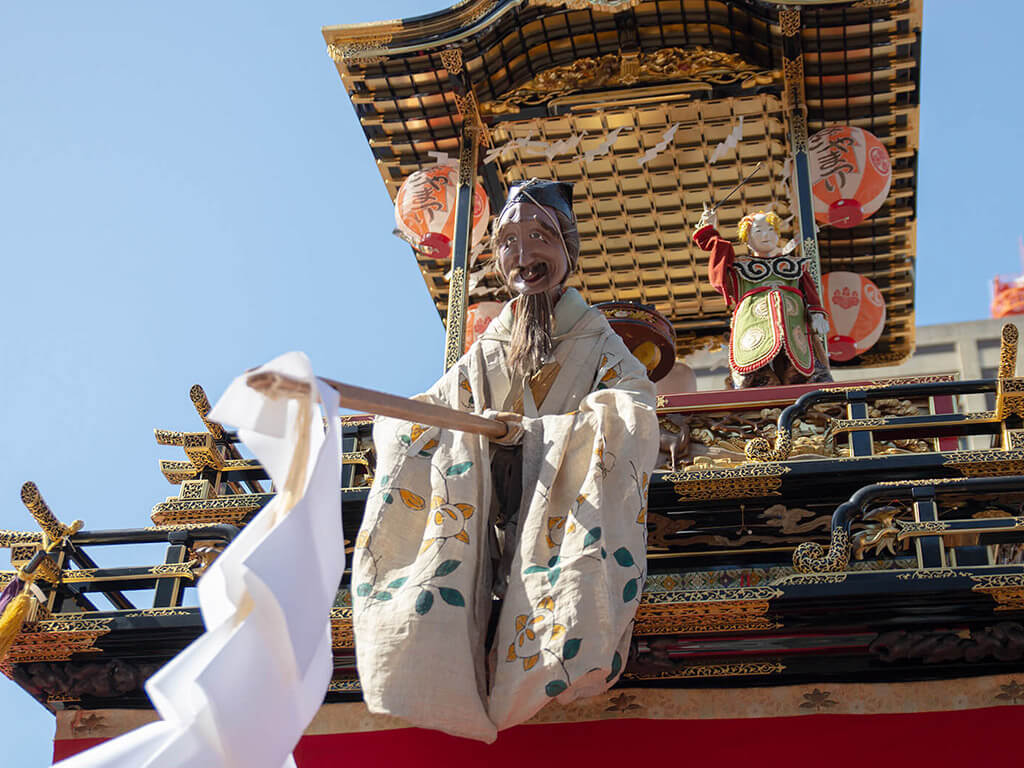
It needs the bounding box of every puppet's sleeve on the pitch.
[487,328,658,730]
[799,266,827,315]
[693,224,739,307]
[351,346,498,742]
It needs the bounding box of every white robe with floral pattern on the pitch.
[352,288,659,742]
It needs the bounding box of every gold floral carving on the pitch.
[667,463,789,502]
[485,47,778,111]
[972,573,1024,611]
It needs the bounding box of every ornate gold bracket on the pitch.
[792,527,851,574]
[971,574,1024,612]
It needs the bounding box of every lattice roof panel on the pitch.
[324,0,921,364]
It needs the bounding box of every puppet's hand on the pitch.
[811,312,830,338]
[697,204,718,230]
[485,410,524,446]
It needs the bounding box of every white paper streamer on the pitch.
[583,126,627,162]
[55,353,344,768]
[708,116,743,164]
[637,123,680,167]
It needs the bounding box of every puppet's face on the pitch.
[746,214,780,256]
[495,201,569,299]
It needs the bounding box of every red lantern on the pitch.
[394,165,490,259]
[806,127,892,229]
[823,272,886,362]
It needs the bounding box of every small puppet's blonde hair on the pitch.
[737,211,782,243]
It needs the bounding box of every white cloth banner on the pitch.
[56,352,344,768]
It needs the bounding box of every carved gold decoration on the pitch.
[999,324,1019,378]
[625,661,786,681]
[0,531,44,548]
[851,0,906,7]
[151,493,272,526]
[21,482,81,546]
[327,35,393,65]
[972,573,1024,611]
[182,433,224,471]
[486,47,778,111]
[443,266,468,371]
[327,678,362,693]
[189,385,225,440]
[667,463,789,502]
[179,479,214,501]
[331,606,354,649]
[944,449,1024,478]
[440,48,463,75]
[635,587,782,636]
[529,0,643,12]
[852,505,907,560]
[453,92,491,149]
[793,527,851,574]
[60,562,199,584]
[1005,430,1024,451]
[3,616,113,666]
[774,572,848,586]
[779,8,801,37]
[997,379,1024,420]
[895,569,958,580]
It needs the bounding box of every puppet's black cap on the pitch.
[504,179,575,221]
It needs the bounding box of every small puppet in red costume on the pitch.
[693,206,833,389]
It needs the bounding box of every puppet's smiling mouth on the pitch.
[517,263,548,284]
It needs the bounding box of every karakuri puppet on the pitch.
[352,179,659,742]
[694,207,833,388]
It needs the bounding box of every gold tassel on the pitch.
[0,584,32,660]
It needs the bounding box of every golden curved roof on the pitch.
[324,0,921,365]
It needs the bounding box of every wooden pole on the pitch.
[246,371,507,439]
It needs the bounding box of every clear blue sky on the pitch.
[1,1,1021,764]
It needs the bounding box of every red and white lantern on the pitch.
[464,302,503,353]
[394,165,490,260]
[823,271,887,362]
[807,126,892,229]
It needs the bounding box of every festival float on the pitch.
[3,1,1023,766]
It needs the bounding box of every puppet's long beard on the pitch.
[507,292,553,380]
